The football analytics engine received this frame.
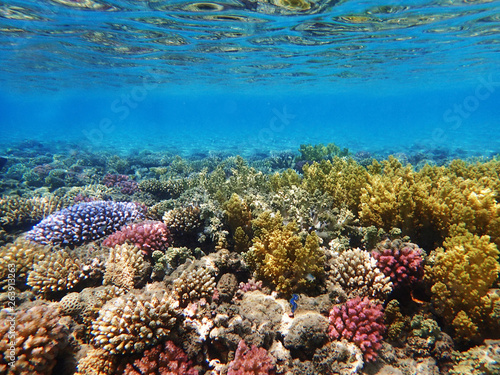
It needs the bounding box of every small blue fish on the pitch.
[290,293,299,314]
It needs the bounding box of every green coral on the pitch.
[410,315,441,345]
[384,299,411,344]
[301,157,369,212]
[295,143,348,163]
[245,211,325,296]
[425,225,500,341]
[151,247,194,278]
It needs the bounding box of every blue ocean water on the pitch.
[0,0,499,157]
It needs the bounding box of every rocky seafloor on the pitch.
[0,140,499,375]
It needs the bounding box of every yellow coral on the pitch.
[246,211,324,295]
[301,157,369,212]
[425,225,500,340]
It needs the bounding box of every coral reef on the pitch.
[151,247,194,279]
[372,238,424,287]
[327,247,393,300]
[227,340,276,375]
[312,340,364,375]
[26,201,145,246]
[162,205,203,242]
[449,339,500,375]
[122,340,198,375]
[27,246,103,294]
[246,211,324,296]
[0,303,68,375]
[104,243,145,290]
[328,296,386,362]
[102,174,138,195]
[91,288,179,354]
[173,265,216,306]
[74,348,118,375]
[0,238,47,290]
[425,225,500,340]
[102,220,171,255]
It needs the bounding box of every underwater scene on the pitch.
[1,0,500,374]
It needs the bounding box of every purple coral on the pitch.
[328,296,385,362]
[26,201,145,246]
[102,220,171,255]
[228,340,276,375]
[102,174,138,195]
[372,239,424,287]
[122,340,197,375]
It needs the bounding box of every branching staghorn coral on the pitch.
[425,224,500,341]
[246,211,325,296]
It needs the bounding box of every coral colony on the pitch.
[0,143,499,374]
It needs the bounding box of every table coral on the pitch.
[425,225,500,340]
[91,289,179,354]
[328,247,392,300]
[328,296,386,362]
[0,303,68,375]
[246,211,324,296]
[102,220,171,256]
[228,340,276,375]
[26,200,145,246]
[372,238,424,287]
[122,340,198,375]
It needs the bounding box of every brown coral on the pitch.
[104,244,145,290]
[0,238,47,290]
[91,289,179,354]
[0,195,69,228]
[173,266,216,307]
[27,246,102,294]
[0,303,68,375]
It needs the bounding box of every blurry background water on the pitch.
[0,0,499,157]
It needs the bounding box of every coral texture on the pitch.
[372,238,424,287]
[26,200,145,246]
[0,303,68,375]
[173,266,216,307]
[27,247,101,294]
[162,206,203,238]
[227,340,276,375]
[104,243,145,290]
[0,195,69,228]
[425,225,500,340]
[328,296,386,362]
[246,211,324,296]
[74,348,118,375]
[91,289,178,354]
[102,174,138,195]
[122,340,198,375]
[328,248,392,300]
[0,238,47,290]
[102,220,170,255]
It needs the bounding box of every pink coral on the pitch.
[328,296,385,362]
[122,340,197,375]
[372,239,424,287]
[228,340,276,375]
[103,220,171,255]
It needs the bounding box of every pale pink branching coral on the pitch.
[228,340,276,375]
[328,296,385,362]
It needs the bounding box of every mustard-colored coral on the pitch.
[425,225,500,340]
[246,211,324,295]
[223,193,253,252]
[301,157,369,212]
